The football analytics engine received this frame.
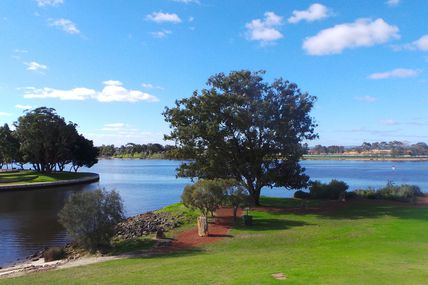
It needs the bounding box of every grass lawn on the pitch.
[2,197,428,284]
[0,170,91,186]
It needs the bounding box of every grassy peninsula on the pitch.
[0,171,94,187]
[3,197,427,284]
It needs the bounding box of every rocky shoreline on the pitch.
[0,209,187,279]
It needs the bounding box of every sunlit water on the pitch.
[1,159,427,266]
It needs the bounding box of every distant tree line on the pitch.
[309,141,428,156]
[0,107,98,172]
[98,143,177,158]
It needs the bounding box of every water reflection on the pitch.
[0,183,98,267]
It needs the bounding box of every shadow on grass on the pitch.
[235,218,311,231]
[256,197,428,222]
[125,246,205,260]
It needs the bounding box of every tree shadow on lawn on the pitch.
[255,199,428,222]
[235,218,312,231]
[124,246,205,261]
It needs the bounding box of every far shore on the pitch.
[302,155,428,161]
[98,155,428,162]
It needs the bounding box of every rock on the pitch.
[156,229,165,239]
[114,212,183,240]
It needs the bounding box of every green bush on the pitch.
[309,179,349,199]
[59,189,125,251]
[294,190,310,199]
[353,183,424,202]
[43,247,65,262]
[181,179,226,217]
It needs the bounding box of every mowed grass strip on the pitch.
[2,198,428,285]
[0,170,90,186]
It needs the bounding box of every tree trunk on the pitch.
[197,216,208,237]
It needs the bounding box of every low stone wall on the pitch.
[0,173,99,191]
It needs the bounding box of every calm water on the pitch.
[1,159,427,266]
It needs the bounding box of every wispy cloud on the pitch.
[303,18,399,55]
[36,0,63,7]
[49,18,80,34]
[386,0,400,7]
[171,0,200,4]
[288,3,331,24]
[0,112,12,117]
[24,61,47,72]
[23,80,159,103]
[354,96,377,103]
[87,123,166,145]
[397,35,428,52]
[246,12,283,44]
[380,119,399,126]
[15,104,32,110]
[146,12,182,24]
[151,29,172,38]
[141,82,164,90]
[368,68,421,80]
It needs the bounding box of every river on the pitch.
[1,159,427,267]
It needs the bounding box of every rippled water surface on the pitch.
[1,159,427,266]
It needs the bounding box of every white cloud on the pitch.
[386,0,400,7]
[24,87,96,100]
[15,104,32,109]
[412,35,428,51]
[146,12,182,24]
[141,82,164,90]
[151,29,172,38]
[0,112,12,117]
[36,0,63,7]
[49,18,80,34]
[23,81,159,103]
[104,123,126,128]
[354,95,377,103]
[98,80,159,102]
[288,3,331,24]
[24,61,47,71]
[246,12,283,43]
[171,0,200,4]
[380,119,399,126]
[368,68,421,80]
[303,18,399,55]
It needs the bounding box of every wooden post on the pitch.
[197,216,208,237]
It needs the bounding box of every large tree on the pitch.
[164,70,317,205]
[0,124,20,169]
[14,107,98,172]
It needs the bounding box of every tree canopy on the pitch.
[12,107,98,172]
[164,70,317,205]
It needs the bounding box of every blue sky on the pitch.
[0,0,427,146]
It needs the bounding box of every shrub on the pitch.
[59,189,125,251]
[294,190,310,199]
[309,179,349,199]
[181,179,226,217]
[353,183,424,202]
[43,247,65,262]
[222,179,250,222]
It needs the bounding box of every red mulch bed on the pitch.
[150,208,242,253]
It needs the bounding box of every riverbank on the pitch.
[2,197,428,284]
[303,154,428,161]
[0,171,99,191]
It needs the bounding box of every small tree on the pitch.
[223,180,250,223]
[58,189,124,251]
[181,179,226,236]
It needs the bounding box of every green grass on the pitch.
[2,198,428,284]
[0,170,91,186]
